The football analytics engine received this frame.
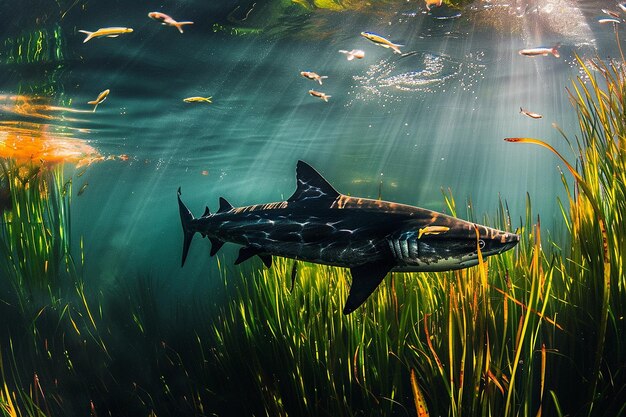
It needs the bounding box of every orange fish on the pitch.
[148,12,194,33]
[308,90,331,102]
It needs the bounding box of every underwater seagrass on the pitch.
[178,160,519,314]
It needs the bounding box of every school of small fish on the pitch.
[8,0,619,182]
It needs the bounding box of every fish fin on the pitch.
[202,206,211,217]
[178,188,196,267]
[87,100,98,105]
[79,30,93,43]
[106,35,120,38]
[218,197,234,213]
[344,260,394,314]
[176,22,194,34]
[288,161,340,205]
[259,254,272,269]
[347,55,355,60]
[235,246,266,265]
[209,238,224,257]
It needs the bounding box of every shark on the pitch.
[178,161,519,314]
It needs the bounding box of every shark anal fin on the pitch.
[344,260,395,314]
[218,197,234,213]
[209,238,224,257]
[234,246,271,268]
[288,161,340,206]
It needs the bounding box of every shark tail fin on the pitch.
[178,187,196,267]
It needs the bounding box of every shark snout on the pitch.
[488,229,520,254]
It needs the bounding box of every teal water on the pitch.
[1,0,620,289]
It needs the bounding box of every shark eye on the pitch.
[478,239,486,249]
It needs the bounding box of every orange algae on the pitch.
[0,94,101,168]
[0,122,101,168]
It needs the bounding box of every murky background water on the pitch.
[0,0,620,290]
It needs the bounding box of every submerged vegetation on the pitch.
[2,45,626,417]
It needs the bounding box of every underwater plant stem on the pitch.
[504,137,611,416]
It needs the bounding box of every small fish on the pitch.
[308,90,331,102]
[300,71,328,85]
[599,17,622,24]
[602,9,621,18]
[418,225,450,239]
[338,49,365,60]
[425,0,442,11]
[520,107,543,119]
[148,12,194,34]
[518,44,560,58]
[88,89,110,112]
[360,32,403,55]
[184,96,212,103]
[77,182,88,196]
[78,27,133,43]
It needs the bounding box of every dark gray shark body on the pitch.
[178,161,519,314]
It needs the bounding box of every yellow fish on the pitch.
[360,32,402,55]
[78,27,134,43]
[184,96,212,103]
[418,226,450,239]
[88,89,110,112]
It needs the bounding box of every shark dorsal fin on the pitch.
[202,206,211,217]
[218,197,234,213]
[287,160,340,205]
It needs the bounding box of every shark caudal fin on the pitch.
[177,188,196,267]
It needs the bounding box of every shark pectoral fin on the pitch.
[344,261,395,315]
[209,238,224,257]
[259,254,272,269]
[234,246,271,268]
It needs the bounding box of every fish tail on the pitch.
[79,30,93,43]
[178,188,197,267]
[323,95,331,102]
[175,21,194,33]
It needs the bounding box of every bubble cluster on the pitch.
[348,51,486,104]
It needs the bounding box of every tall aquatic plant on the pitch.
[506,55,626,416]
[0,161,75,312]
